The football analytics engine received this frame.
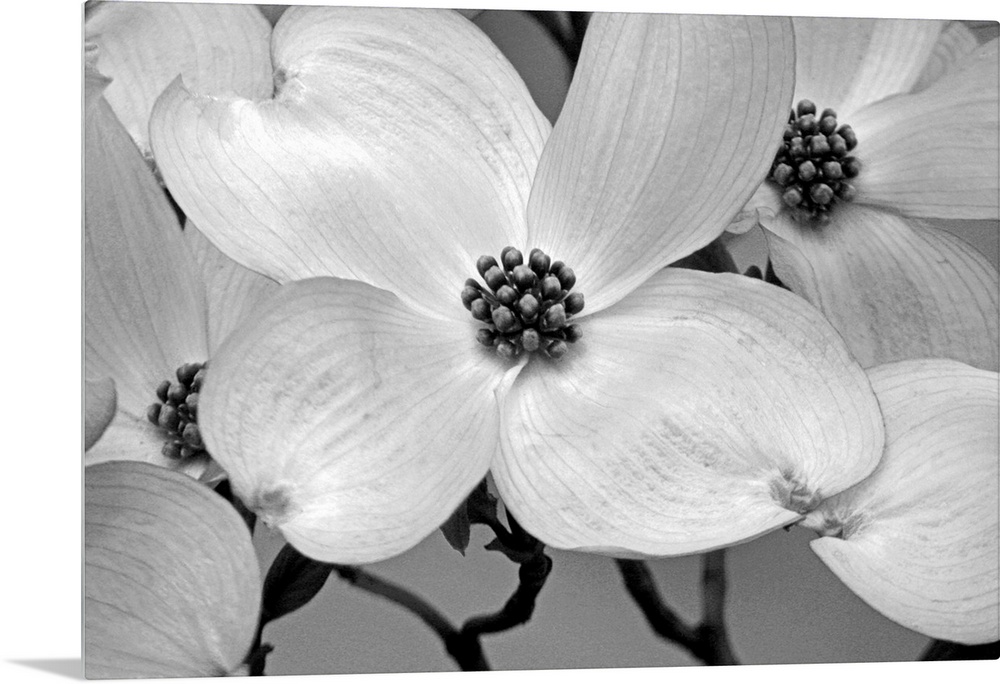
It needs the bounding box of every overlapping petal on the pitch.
[525,14,795,315]
[84,1,272,157]
[150,6,549,321]
[200,277,517,563]
[84,59,210,471]
[806,359,999,645]
[912,21,979,92]
[85,461,261,678]
[765,204,999,371]
[493,269,884,557]
[852,39,1000,220]
[791,19,944,119]
[84,377,116,451]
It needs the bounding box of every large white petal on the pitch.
[85,461,260,678]
[851,39,999,220]
[200,277,516,563]
[765,204,999,371]
[791,18,943,119]
[493,268,884,557]
[85,1,272,158]
[183,222,279,353]
[806,359,999,645]
[151,6,549,321]
[526,14,795,315]
[84,61,209,423]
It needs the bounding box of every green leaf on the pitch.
[261,544,335,624]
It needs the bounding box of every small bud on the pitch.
[797,160,817,182]
[156,380,171,403]
[796,99,817,117]
[180,445,198,460]
[782,124,796,140]
[820,108,837,120]
[540,275,562,301]
[835,182,856,202]
[518,294,540,322]
[182,423,203,449]
[788,137,806,158]
[476,329,497,347]
[461,285,482,310]
[545,340,569,360]
[191,368,207,391]
[520,328,541,352]
[496,340,517,359]
[837,125,857,150]
[542,303,566,331]
[772,163,794,186]
[158,404,180,432]
[563,292,585,316]
[818,115,838,135]
[496,285,518,307]
[549,260,565,275]
[162,441,182,460]
[146,403,162,426]
[464,278,481,289]
[492,306,518,333]
[484,265,508,291]
[511,264,537,291]
[808,135,830,156]
[501,246,523,271]
[810,183,834,205]
[797,114,817,135]
[186,392,199,417]
[470,298,492,321]
[827,133,847,156]
[842,157,862,178]
[167,383,188,405]
[176,363,201,386]
[564,324,583,343]
[556,266,576,291]
[821,161,843,180]
[476,255,498,279]
[528,249,551,277]
[782,186,803,208]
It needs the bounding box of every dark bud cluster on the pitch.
[769,99,861,223]
[146,361,208,461]
[463,246,584,360]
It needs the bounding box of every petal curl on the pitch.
[764,204,999,371]
[526,14,795,315]
[791,19,943,119]
[493,268,884,557]
[85,60,209,421]
[151,6,549,321]
[183,222,279,353]
[200,277,514,563]
[85,1,272,157]
[851,39,999,220]
[84,377,117,451]
[85,461,260,678]
[806,359,999,645]
[912,21,979,92]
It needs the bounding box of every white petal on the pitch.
[851,39,999,220]
[791,18,943,118]
[912,21,979,92]
[85,1,272,157]
[151,6,549,321]
[200,277,515,563]
[526,14,795,315]
[84,377,116,451]
[183,222,279,353]
[764,204,999,371]
[493,268,884,557]
[85,461,260,678]
[85,60,209,421]
[807,359,999,645]
[728,182,783,236]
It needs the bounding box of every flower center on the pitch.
[768,99,861,223]
[146,361,208,461]
[462,247,584,360]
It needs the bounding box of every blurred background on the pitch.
[246,7,999,676]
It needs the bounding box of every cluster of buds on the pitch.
[146,361,208,460]
[769,99,861,222]
[463,246,584,359]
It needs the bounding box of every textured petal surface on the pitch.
[151,6,549,321]
[184,222,279,353]
[765,204,999,371]
[85,61,209,427]
[526,14,795,315]
[85,1,272,157]
[84,377,117,452]
[912,21,979,92]
[200,277,513,563]
[85,461,260,678]
[806,360,999,645]
[791,18,943,119]
[851,39,999,220]
[493,268,884,557]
